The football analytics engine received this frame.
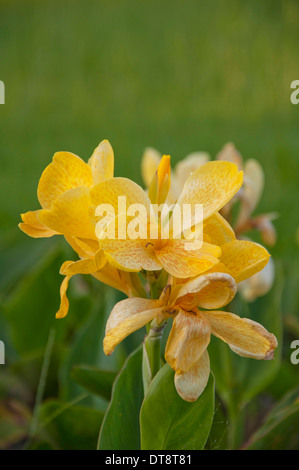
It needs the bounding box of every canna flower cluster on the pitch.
[20,139,278,402]
[142,143,277,301]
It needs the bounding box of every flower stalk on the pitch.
[143,318,167,394]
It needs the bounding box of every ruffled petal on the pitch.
[38,187,96,240]
[60,250,106,276]
[220,240,270,283]
[176,272,237,310]
[176,161,243,226]
[154,239,221,278]
[37,152,93,209]
[202,310,278,359]
[174,350,210,402]
[19,210,58,238]
[104,298,163,355]
[165,311,211,372]
[97,238,162,272]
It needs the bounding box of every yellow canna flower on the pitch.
[91,159,243,278]
[19,140,141,318]
[103,237,276,402]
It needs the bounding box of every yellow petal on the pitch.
[141,147,161,188]
[91,177,151,214]
[176,272,237,310]
[19,210,58,238]
[175,152,210,187]
[64,235,99,258]
[97,238,162,272]
[220,240,270,283]
[176,161,243,225]
[92,266,136,297]
[154,239,221,278]
[203,212,236,246]
[56,274,71,319]
[202,310,278,359]
[244,159,264,212]
[174,350,210,402]
[88,139,114,184]
[60,250,106,276]
[38,187,97,240]
[165,311,211,372]
[104,298,162,355]
[37,152,93,209]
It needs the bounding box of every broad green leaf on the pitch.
[140,364,215,450]
[0,236,55,298]
[98,346,143,450]
[244,388,299,450]
[3,244,68,355]
[35,399,104,450]
[205,397,228,450]
[71,365,117,401]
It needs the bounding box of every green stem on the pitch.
[143,318,166,394]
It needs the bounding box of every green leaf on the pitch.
[3,244,68,355]
[98,346,144,450]
[205,397,228,450]
[244,388,299,450]
[35,399,104,450]
[71,365,117,401]
[140,364,215,450]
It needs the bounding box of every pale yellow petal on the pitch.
[141,147,161,188]
[176,272,237,310]
[203,212,236,246]
[97,238,162,272]
[165,311,211,372]
[176,161,243,225]
[37,152,93,209]
[104,298,162,355]
[88,139,114,184]
[243,159,264,213]
[154,239,221,278]
[174,350,210,402]
[238,257,275,302]
[202,310,278,359]
[38,187,97,240]
[175,152,210,187]
[220,240,270,283]
[216,142,243,169]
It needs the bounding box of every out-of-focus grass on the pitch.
[0,0,298,265]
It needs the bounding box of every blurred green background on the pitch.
[0,0,298,450]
